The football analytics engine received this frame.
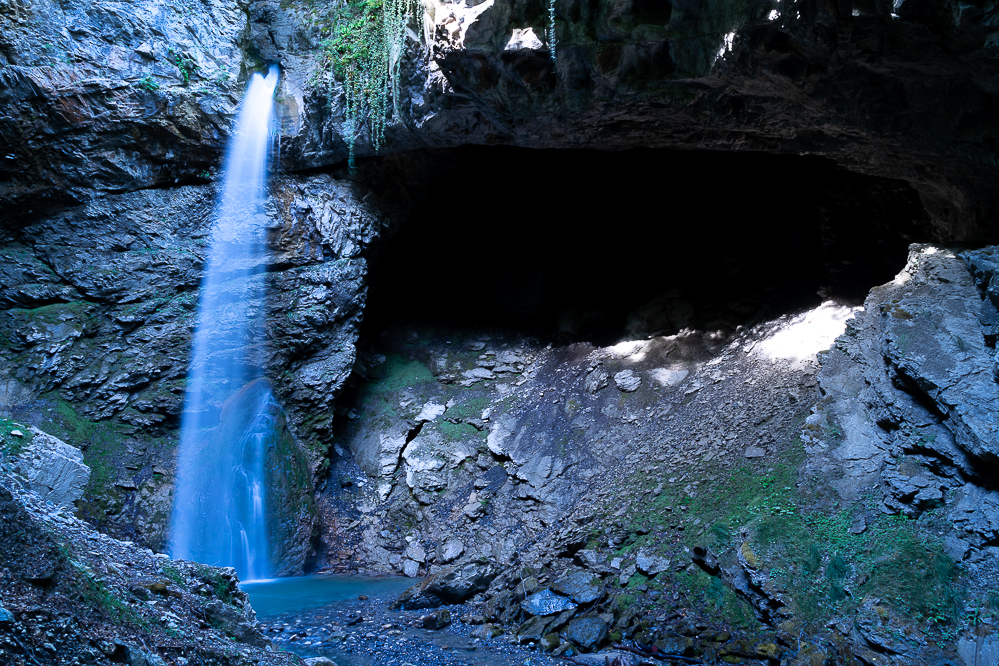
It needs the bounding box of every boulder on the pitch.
[563,617,609,652]
[404,541,427,563]
[569,653,636,665]
[391,560,500,610]
[422,608,452,630]
[304,659,339,666]
[551,570,604,604]
[521,589,577,616]
[635,551,670,577]
[473,623,504,639]
[613,370,642,392]
[15,429,90,509]
[438,538,465,563]
[203,600,268,647]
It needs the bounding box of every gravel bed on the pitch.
[261,596,567,666]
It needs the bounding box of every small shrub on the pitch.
[137,75,160,92]
[168,48,197,84]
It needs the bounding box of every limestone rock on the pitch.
[404,541,427,563]
[438,538,465,563]
[613,370,641,392]
[521,589,577,616]
[585,370,609,394]
[551,570,604,604]
[563,617,608,652]
[635,551,670,577]
[15,429,90,509]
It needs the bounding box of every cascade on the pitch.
[169,65,280,581]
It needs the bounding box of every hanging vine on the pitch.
[316,0,420,171]
[548,0,558,63]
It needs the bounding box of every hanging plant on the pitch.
[316,0,420,172]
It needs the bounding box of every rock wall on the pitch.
[0,172,386,574]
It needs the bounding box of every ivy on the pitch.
[316,0,419,171]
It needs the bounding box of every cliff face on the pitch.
[0,175,379,573]
[3,0,999,235]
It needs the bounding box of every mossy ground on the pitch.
[595,422,965,646]
[0,417,32,458]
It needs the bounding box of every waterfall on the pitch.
[169,66,280,581]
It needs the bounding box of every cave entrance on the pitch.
[314,146,933,574]
[362,146,932,345]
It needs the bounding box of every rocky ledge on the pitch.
[0,427,301,666]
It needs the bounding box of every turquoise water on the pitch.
[241,574,418,618]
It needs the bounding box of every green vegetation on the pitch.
[76,571,142,625]
[168,48,197,84]
[193,564,237,605]
[438,419,484,443]
[160,563,188,589]
[314,0,419,170]
[605,425,962,640]
[137,74,160,92]
[0,417,31,458]
[59,545,144,626]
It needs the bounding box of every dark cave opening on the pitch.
[362,147,933,345]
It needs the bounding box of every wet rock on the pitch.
[0,603,12,623]
[473,623,503,639]
[569,652,635,665]
[563,617,608,652]
[551,569,604,604]
[521,589,578,616]
[517,615,553,642]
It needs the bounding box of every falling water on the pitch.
[170,66,280,581]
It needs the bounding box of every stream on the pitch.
[240,575,566,666]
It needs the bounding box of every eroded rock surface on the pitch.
[0,173,388,573]
[0,453,296,666]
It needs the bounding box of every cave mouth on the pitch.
[362,146,932,346]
